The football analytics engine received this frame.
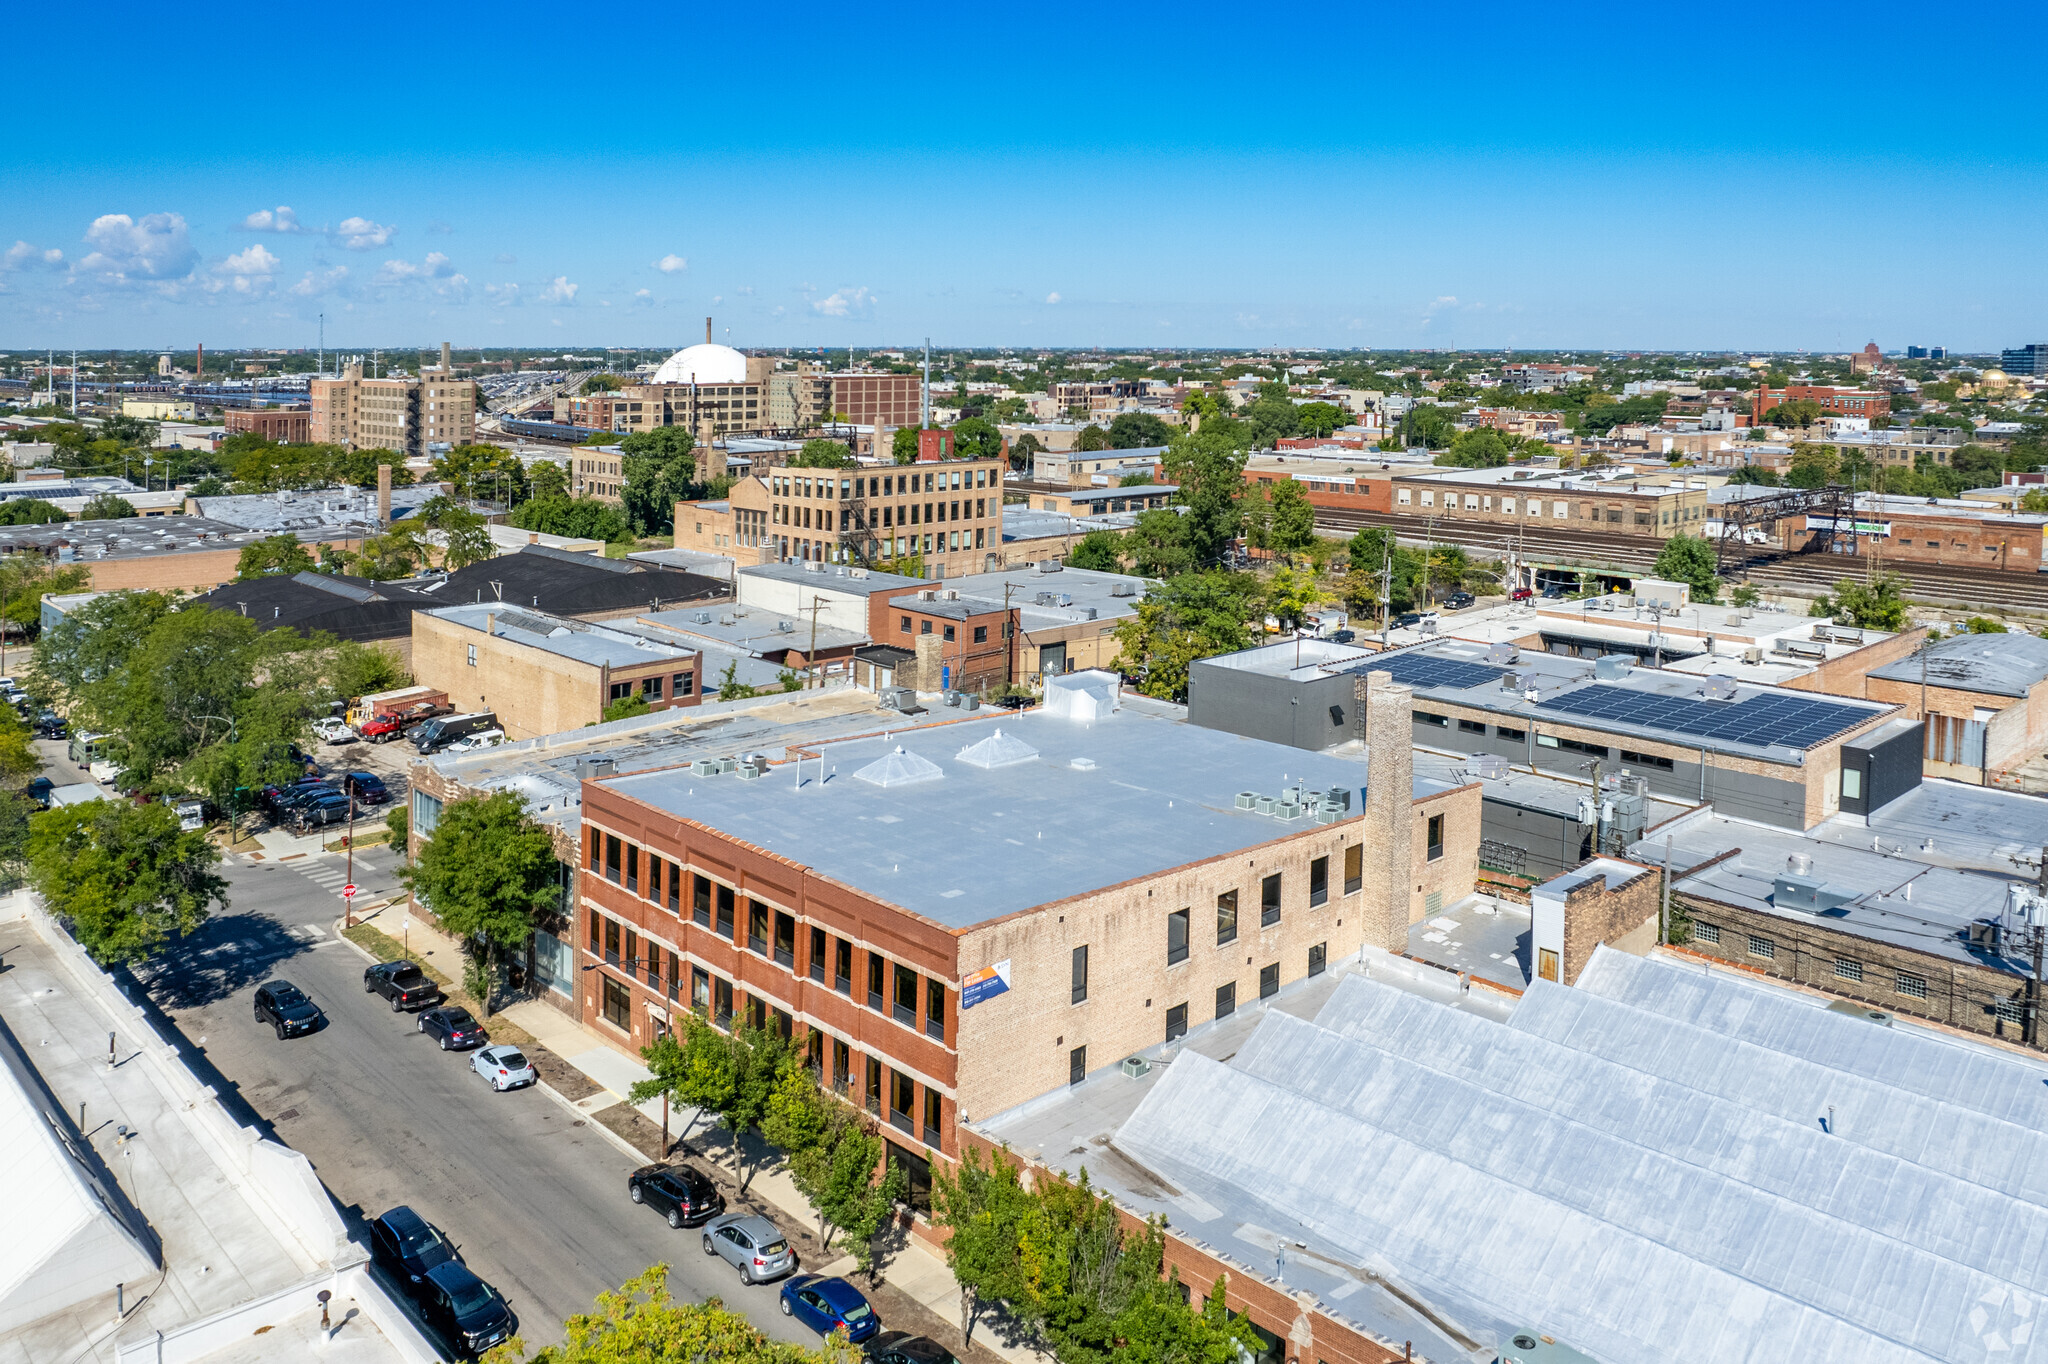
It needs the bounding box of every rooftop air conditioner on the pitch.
[1109,582,1137,597]
[1743,646,1764,665]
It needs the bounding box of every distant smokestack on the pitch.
[377,463,391,526]
[706,317,713,345]
[197,343,203,383]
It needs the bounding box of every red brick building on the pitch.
[1751,385,1891,423]
[830,373,922,427]
[225,407,311,443]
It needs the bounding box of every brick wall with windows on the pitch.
[1678,894,2034,1048]
[1410,784,1482,924]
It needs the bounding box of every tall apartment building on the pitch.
[768,362,832,430]
[2000,343,2048,377]
[828,372,922,427]
[310,342,475,455]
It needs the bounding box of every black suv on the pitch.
[419,1262,513,1358]
[1443,591,1476,610]
[627,1162,726,1229]
[370,1205,459,1293]
[254,979,321,1038]
[864,1332,960,1364]
[338,770,390,804]
[365,960,439,1011]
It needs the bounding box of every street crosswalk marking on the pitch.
[291,856,353,891]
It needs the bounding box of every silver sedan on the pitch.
[470,1044,536,1091]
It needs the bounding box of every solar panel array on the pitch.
[1352,652,1507,692]
[1535,684,1871,750]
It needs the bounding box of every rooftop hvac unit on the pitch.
[961,693,980,711]
[920,589,939,601]
[943,589,960,600]
[1037,560,1063,573]
[1078,607,1097,620]
[1053,593,1073,607]
[1486,642,1520,665]
[1035,591,1055,606]
[1120,1056,1151,1079]
[850,568,869,579]
[776,619,795,632]
[1593,654,1631,680]
[1109,582,1137,597]
[1471,754,1511,779]
[1699,675,1739,700]
[884,687,917,711]
[691,758,719,776]
[943,691,961,707]
[1743,646,1764,665]
[1501,671,1522,691]
[1235,791,1258,809]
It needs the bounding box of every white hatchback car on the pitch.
[470,1044,537,1091]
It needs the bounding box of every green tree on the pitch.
[1811,571,1909,630]
[345,522,429,580]
[476,1265,854,1364]
[601,691,651,722]
[1762,398,1824,427]
[236,533,316,580]
[715,659,758,701]
[1112,571,1262,700]
[1009,431,1045,472]
[1438,427,1516,468]
[1239,389,1302,448]
[931,1143,1034,1344]
[419,495,494,570]
[1725,465,1780,486]
[398,790,560,1015]
[526,459,569,501]
[80,493,137,520]
[1265,480,1316,557]
[187,475,228,498]
[509,495,633,542]
[1294,402,1347,438]
[1160,428,1248,567]
[952,417,1005,461]
[631,1009,737,1145]
[385,806,409,862]
[431,443,529,506]
[0,498,66,525]
[619,427,699,536]
[1398,403,1458,449]
[27,800,229,966]
[1651,532,1720,605]
[792,439,855,469]
[1123,509,1195,579]
[1067,530,1124,572]
[1106,412,1174,449]
[1264,564,1327,632]
[1074,424,1111,452]
[1728,583,1761,608]
[0,554,89,643]
[1961,616,2009,634]
[891,427,921,464]
[1786,442,1840,489]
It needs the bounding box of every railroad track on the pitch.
[1311,508,2048,616]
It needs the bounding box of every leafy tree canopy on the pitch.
[1651,532,1719,605]
[618,427,699,536]
[1812,571,1909,631]
[398,790,559,1014]
[951,417,1005,461]
[431,443,529,505]
[79,493,137,520]
[28,800,228,965]
[1112,571,1263,700]
[1066,530,1123,572]
[1076,424,1113,452]
[0,498,66,525]
[236,534,316,580]
[478,1265,855,1364]
[792,439,855,469]
[509,495,633,543]
[1107,412,1175,449]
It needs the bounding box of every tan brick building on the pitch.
[675,453,1007,579]
[310,342,475,455]
[411,602,703,739]
[1392,466,1717,538]
[569,685,1479,1180]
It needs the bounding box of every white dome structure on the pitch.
[651,343,748,385]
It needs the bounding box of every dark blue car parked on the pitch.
[779,1273,879,1343]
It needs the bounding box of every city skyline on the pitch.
[5,1,2046,352]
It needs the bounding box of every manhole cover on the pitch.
[275,1108,300,1122]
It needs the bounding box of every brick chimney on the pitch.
[377,463,391,526]
[1358,669,1415,952]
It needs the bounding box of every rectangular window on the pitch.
[1344,844,1362,895]
[604,917,621,966]
[1309,856,1328,907]
[1841,767,1863,800]
[926,978,946,1040]
[865,1057,882,1114]
[604,834,621,883]
[1414,711,1449,728]
[1217,890,1239,944]
[835,939,853,994]
[466,643,477,667]
[1072,944,1089,1003]
[716,884,735,938]
[1557,737,1606,757]
[1260,873,1281,927]
[1996,998,2025,1026]
[868,951,886,1011]
[673,670,695,697]
[1259,962,1280,999]
[691,965,709,1013]
[1309,942,1327,977]
[1427,814,1444,862]
[809,926,827,982]
[1496,727,1526,742]
[641,676,663,699]
[1694,921,1721,945]
[625,845,638,895]
[773,912,796,969]
[1896,971,1927,1000]
[923,1087,942,1148]
[1165,1002,1188,1042]
[747,900,769,956]
[832,1038,851,1090]
[601,974,630,1031]
[1215,981,1236,1019]
[587,825,599,872]
[1166,908,1190,965]
[665,862,680,915]
[1747,934,1775,960]
[1069,1045,1087,1085]
[1618,749,1676,772]
[692,874,711,927]
[1457,719,1486,734]
[890,1071,915,1135]
[1834,957,1863,983]
[973,625,988,643]
[894,964,918,1027]
[588,906,600,954]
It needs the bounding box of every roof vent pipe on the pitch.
[1787,852,1812,877]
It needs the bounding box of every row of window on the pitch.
[607,672,694,701]
[587,827,949,1042]
[769,467,996,502]
[590,944,944,1149]
[1694,920,1933,1001]
[899,615,1001,644]
[1067,947,1329,1084]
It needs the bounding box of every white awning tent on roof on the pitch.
[1043,669,1120,723]
[852,745,944,788]
[954,728,1039,770]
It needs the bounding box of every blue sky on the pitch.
[6,1,2046,354]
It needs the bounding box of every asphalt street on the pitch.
[91,809,825,1355]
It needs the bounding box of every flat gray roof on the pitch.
[1867,632,2048,698]
[426,602,699,669]
[602,704,1368,928]
[631,604,868,654]
[192,482,442,533]
[1061,483,1177,501]
[738,561,929,594]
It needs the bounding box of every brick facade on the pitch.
[1559,862,1660,984]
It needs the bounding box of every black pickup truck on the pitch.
[363,960,440,1012]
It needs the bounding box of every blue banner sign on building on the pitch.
[961,959,1011,1009]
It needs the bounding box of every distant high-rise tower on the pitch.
[2000,343,2048,377]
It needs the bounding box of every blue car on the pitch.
[779,1274,878,1343]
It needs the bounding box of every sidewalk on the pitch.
[349,903,1047,1364]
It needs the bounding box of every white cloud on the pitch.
[540,276,578,304]
[1045,291,1061,304]
[291,265,348,297]
[333,216,394,250]
[811,286,871,317]
[221,244,281,275]
[77,212,197,283]
[239,206,303,233]
[3,241,63,271]
[485,282,520,307]
[654,254,687,274]
[634,287,651,298]
[376,251,457,283]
